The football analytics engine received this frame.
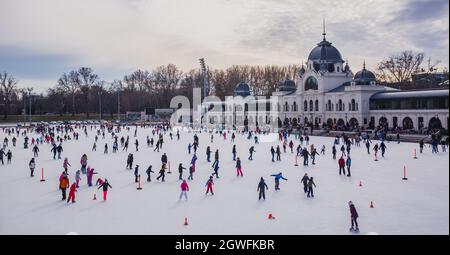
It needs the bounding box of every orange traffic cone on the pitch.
[184,217,189,226]
[40,168,46,182]
[359,181,362,187]
[93,193,97,200]
[402,165,408,180]
[370,201,374,208]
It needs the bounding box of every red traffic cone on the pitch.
[359,181,362,187]
[168,161,172,174]
[93,193,97,200]
[184,217,189,226]
[370,201,374,208]
[268,213,275,220]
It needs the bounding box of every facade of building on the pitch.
[200,29,449,132]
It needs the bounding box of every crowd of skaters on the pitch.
[1,122,448,233]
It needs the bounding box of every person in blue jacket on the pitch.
[346,156,352,177]
[270,172,288,190]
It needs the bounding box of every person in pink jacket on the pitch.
[63,158,71,173]
[179,180,189,201]
[87,167,98,187]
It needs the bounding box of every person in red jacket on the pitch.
[338,156,346,175]
[67,182,77,203]
[205,176,214,195]
[179,180,189,201]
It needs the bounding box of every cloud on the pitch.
[0,0,448,91]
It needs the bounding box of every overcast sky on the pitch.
[0,0,448,92]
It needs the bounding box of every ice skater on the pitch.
[156,164,166,182]
[205,176,214,195]
[67,182,77,203]
[338,156,346,175]
[29,158,36,177]
[257,177,268,201]
[179,180,189,201]
[307,177,316,198]
[178,163,186,180]
[236,157,243,177]
[301,173,309,194]
[271,172,287,190]
[146,165,153,182]
[98,179,112,201]
[134,165,140,183]
[348,201,359,233]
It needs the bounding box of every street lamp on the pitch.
[98,91,102,121]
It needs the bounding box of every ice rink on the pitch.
[0,126,448,235]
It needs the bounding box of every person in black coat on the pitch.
[257,177,268,200]
[232,145,237,161]
[270,146,275,162]
[248,146,255,160]
[178,163,186,180]
[126,153,134,169]
[301,173,309,194]
[161,153,168,165]
[348,201,359,232]
[156,164,166,182]
[307,177,316,197]
[98,179,112,201]
[206,146,211,162]
[276,146,281,161]
[146,165,154,182]
[332,145,337,159]
[134,165,140,183]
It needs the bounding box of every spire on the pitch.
[322,19,326,40]
[363,60,366,70]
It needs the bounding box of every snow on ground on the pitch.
[0,126,448,235]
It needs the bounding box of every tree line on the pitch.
[0,51,447,120]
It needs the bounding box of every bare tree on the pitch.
[0,72,19,119]
[57,71,80,116]
[78,67,99,117]
[376,51,425,84]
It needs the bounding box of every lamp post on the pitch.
[98,91,102,121]
[117,83,122,122]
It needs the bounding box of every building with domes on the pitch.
[196,27,448,133]
[270,28,448,132]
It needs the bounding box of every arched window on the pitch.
[338,99,343,111]
[305,76,318,91]
[337,66,340,72]
[292,101,297,112]
[328,100,332,111]
[315,100,319,111]
[284,102,289,112]
[304,100,308,111]
[309,100,313,111]
[351,99,356,111]
[402,117,414,129]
